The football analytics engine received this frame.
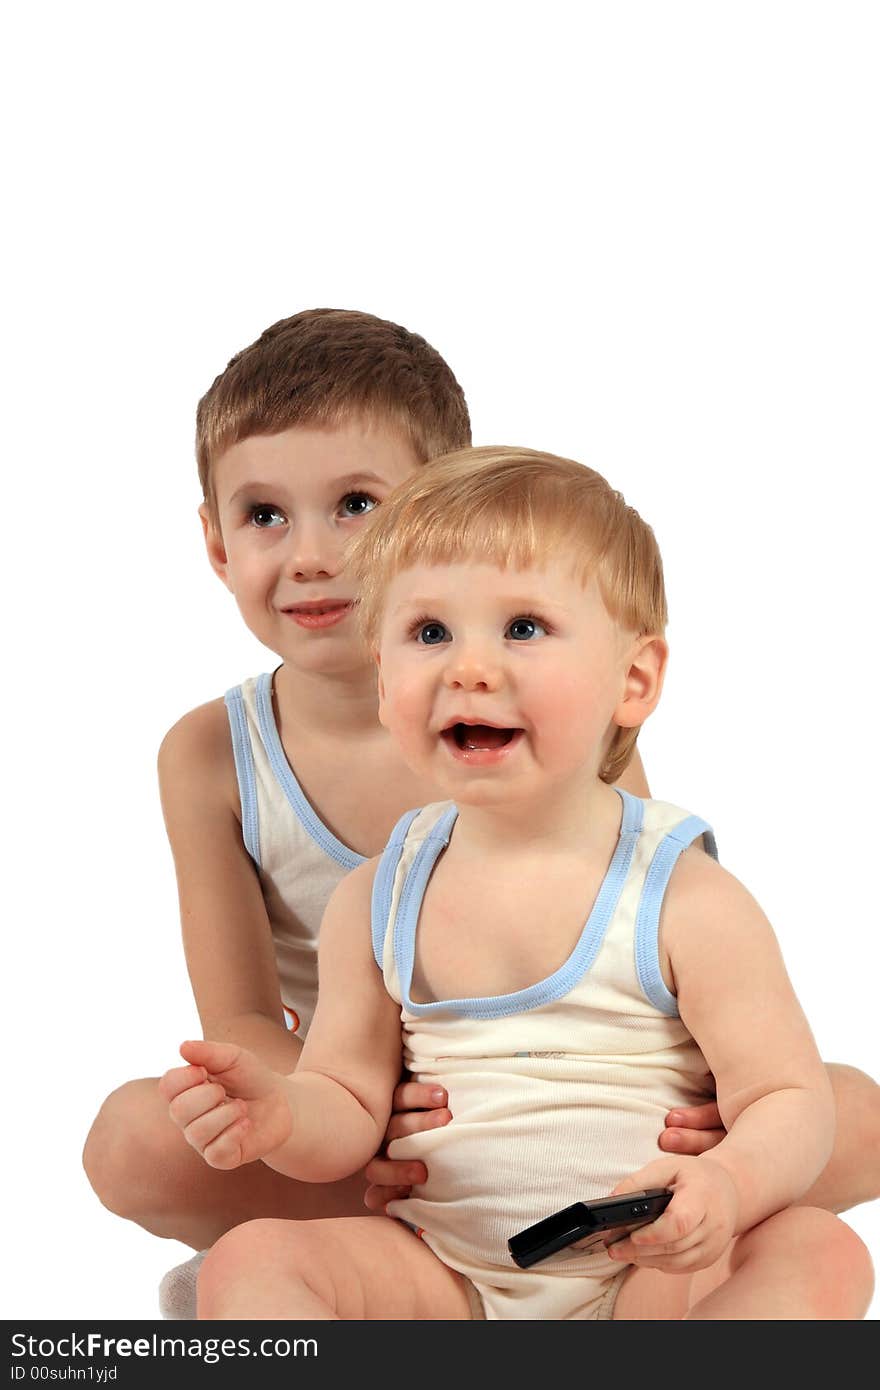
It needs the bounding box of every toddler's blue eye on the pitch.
[341,493,377,517]
[417,622,450,645]
[506,617,546,641]
[250,505,286,528]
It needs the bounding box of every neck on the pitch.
[452,775,622,857]
[273,660,382,737]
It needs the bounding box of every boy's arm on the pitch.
[662,850,835,1232]
[158,701,302,1072]
[164,860,403,1183]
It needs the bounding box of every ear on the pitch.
[375,652,391,729]
[613,634,668,730]
[199,503,232,591]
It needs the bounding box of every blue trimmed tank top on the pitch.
[224,672,365,1036]
[373,789,719,1277]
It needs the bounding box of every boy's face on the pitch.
[376,559,664,806]
[203,418,421,674]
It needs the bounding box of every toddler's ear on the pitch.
[614,635,668,730]
[199,504,232,590]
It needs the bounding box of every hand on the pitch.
[362,1079,451,1211]
[159,1039,293,1171]
[604,1155,739,1273]
[659,1099,727,1157]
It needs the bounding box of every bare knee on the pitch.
[82,1078,173,1222]
[197,1219,320,1319]
[737,1207,874,1319]
[829,1064,880,1148]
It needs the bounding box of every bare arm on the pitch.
[158,701,302,1072]
[163,860,404,1184]
[270,860,404,1180]
[665,850,834,1231]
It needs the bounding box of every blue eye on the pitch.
[416,621,450,645]
[250,504,287,529]
[506,616,546,641]
[341,493,378,517]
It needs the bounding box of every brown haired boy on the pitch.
[83,309,880,1315]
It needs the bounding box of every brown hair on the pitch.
[348,446,667,784]
[196,309,471,517]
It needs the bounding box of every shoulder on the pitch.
[660,845,778,988]
[328,855,381,905]
[158,697,237,815]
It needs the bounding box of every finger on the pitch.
[385,1108,451,1144]
[629,1213,709,1256]
[201,1117,252,1171]
[630,1192,703,1247]
[363,1157,427,1187]
[607,1241,713,1274]
[391,1081,448,1114]
[168,1082,228,1129]
[183,1099,248,1156]
[179,1039,243,1076]
[659,1126,726,1156]
[362,1185,412,1212]
[664,1102,723,1131]
[158,1064,207,1103]
[607,1158,678,1199]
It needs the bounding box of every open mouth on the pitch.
[441,722,522,752]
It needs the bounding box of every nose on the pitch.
[283,518,337,582]
[442,641,504,693]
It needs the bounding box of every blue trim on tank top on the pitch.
[393,788,644,1020]
[224,686,261,866]
[253,671,365,873]
[371,808,423,968]
[634,814,717,1016]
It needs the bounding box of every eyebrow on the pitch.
[226,472,390,507]
[390,593,572,616]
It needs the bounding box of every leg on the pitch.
[83,1078,371,1250]
[797,1065,880,1212]
[197,1216,474,1320]
[614,1207,874,1321]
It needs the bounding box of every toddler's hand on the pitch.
[159,1039,293,1171]
[604,1155,739,1273]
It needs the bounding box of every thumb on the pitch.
[180,1038,278,1099]
[180,1039,242,1073]
[608,1156,681,1199]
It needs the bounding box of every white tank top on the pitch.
[373,790,718,1277]
[224,672,365,1036]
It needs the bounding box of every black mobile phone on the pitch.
[508,1188,673,1269]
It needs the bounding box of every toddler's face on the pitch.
[203,418,420,673]
[376,559,644,806]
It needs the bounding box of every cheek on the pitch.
[379,670,432,742]
[526,664,610,748]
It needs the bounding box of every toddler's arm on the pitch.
[161,860,403,1184]
[608,850,834,1271]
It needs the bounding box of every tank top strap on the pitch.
[370,803,458,993]
[633,811,718,1016]
[224,679,261,863]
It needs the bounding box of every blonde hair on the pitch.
[196,308,471,520]
[347,446,667,784]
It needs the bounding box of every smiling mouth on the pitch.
[442,723,522,751]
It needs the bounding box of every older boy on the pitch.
[161,449,873,1319]
[84,310,878,1307]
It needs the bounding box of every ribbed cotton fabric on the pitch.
[224,673,365,1036]
[374,790,717,1319]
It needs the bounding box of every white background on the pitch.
[4,1,878,1320]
